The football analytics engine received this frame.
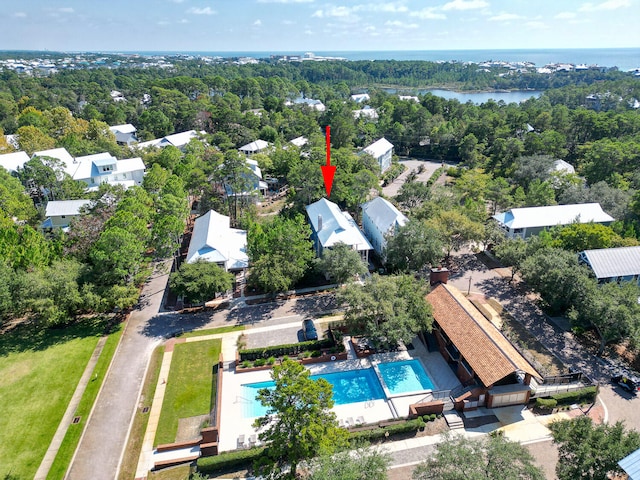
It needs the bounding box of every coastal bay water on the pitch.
[130,48,640,72]
[384,88,543,104]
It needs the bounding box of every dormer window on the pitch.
[101,164,113,172]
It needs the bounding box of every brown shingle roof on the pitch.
[427,283,541,387]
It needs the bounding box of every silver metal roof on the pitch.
[581,246,640,279]
[619,447,640,479]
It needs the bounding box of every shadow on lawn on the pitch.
[0,317,109,356]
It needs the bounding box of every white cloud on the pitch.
[179,18,189,23]
[187,6,216,15]
[371,3,409,12]
[253,19,262,26]
[580,0,630,10]
[59,7,74,13]
[258,0,314,2]
[555,11,577,19]
[170,0,187,3]
[410,8,447,19]
[312,9,324,17]
[312,6,360,22]
[488,12,523,21]
[282,19,295,24]
[525,21,549,29]
[385,20,418,28]
[442,0,489,11]
[157,20,170,26]
[304,29,314,34]
[12,11,26,17]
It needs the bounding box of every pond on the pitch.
[385,88,542,105]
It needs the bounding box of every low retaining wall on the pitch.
[409,401,444,418]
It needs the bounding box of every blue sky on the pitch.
[1,0,638,52]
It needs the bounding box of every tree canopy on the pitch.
[412,433,545,480]
[253,358,348,479]
[550,417,640,480]
[317,242,367,284]
[338,274,432,349]
[169,260,234,304]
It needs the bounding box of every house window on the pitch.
[61,215,66,218]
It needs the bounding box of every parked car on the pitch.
[302,319,318,341]
[611,375,640,394]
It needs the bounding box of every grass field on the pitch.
[0,320,107,480]
[154,339,222,446]
[46,322,124,480]
[178,325,244,339]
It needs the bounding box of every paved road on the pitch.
[66,262,172,480]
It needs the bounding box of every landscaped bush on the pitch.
[536,397,557,409]
[310,350,322,358]
[254,358,266,367]
[197,446,265,473]
[551,386,598,405]
[266,356,275,365]
[239,339,334,361]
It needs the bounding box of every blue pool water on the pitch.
[377,359,435,395]
[241,368,385,418]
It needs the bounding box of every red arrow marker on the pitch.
[321,125,336,197]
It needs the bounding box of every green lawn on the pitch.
[46,322,124,480]
[0,320,106,480]
[154,339,222,446]
[178,325,244,338]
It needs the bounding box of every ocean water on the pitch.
[126,48,640,72]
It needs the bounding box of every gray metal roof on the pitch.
[619,447,640,479]
[493,203,614,230]
[361,197,407,234]
[581,246,640,279]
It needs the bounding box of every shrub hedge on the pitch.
[239,339,335,361]
[536,397,557,409]
[197,446,265,473]
[551,386,597,405]
[348,418,424,444]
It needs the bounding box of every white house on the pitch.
[41,199,91,230]
[285,97,326,112]
[350,93,370,103]
[353,106,379,120]
[551,159,576,175]
[289,136,308,148]
[361,197,408,258]
[72,152,145,190]
[238,140,270,156]
[363,137,394,173]
[32,147,77,176]
[136,130,203,151]
[223,158,268,198]
[579,246,640,285]
[109,124,138,145]
[305,198,373,261]
[493,203,615,239]
[0,151,30,173]
[186,210,249,272]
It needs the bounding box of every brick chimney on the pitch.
[317,214,323,231]
[430,266,449,286]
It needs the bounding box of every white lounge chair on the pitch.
[237,434,246,448]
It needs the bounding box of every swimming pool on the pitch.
[377,359,435,395]
[241,368,385,418]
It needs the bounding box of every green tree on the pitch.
[253,358,349,479]
[247,215,314,293]
[0,167,37,222]
[338,274,432,349]
[16,125,55,154]
[317,242,367,284]
[395,180,431,212]
[548,222,635,252]
[169,260,233,304]
[428,210,485,259]
[494,237,528,281]
[550,417,640,480]
[89,226,145,285]
[385,219,443,272]
[308,444,391,480]
[412,433,544,480]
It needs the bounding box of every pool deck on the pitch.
[220,333,463,452]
